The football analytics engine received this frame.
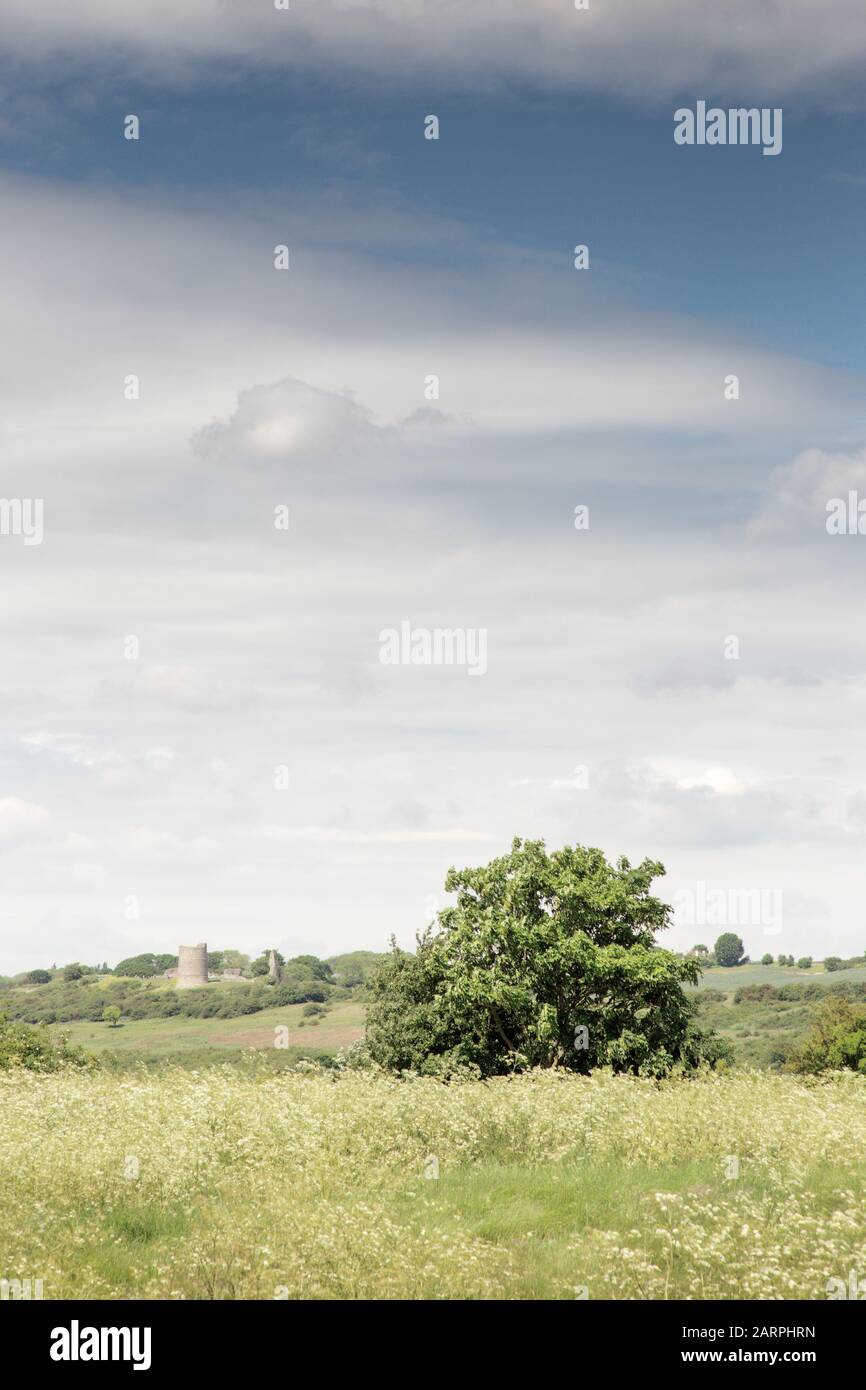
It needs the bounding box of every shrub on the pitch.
[787,996,866,1074]
[776,984,807,1001]
[734,984,778,1003]
[0,1017,96,1072]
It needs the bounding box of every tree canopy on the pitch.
[113,953,177,978]
[366,838,728,1078]
[713,933,745,967]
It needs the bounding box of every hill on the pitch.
[687,960,866,990]
[4,949,866,1071]
[48,1000,365,1069]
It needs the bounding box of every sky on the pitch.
[1,0,866,973]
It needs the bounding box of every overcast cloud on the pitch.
[0,5,864,972]
[3,1,866,104]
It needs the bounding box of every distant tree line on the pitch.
[0,973,335,1026]
[687,937,865,972]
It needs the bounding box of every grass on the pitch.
[49,1001,365,1058]
[688,961,866,990]
[2,1065,865,1300]
[694,994,815,1067]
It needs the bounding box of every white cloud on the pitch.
[5,2,866,104]
[1,172,865,971]
[753,446,866,536]
[194,377,380,467]
[100,666,272,715]
[19,732,120,770]
[0,797,52,845]
[0,174,857,484]
[648,762,753,798]
[258,826,496,844]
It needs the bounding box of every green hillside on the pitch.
[688,960,866,990]
[4,948,866,1072]
[49,1000,365,1067]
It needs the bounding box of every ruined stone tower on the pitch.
[177,942,208,989]
[267,949,280,982]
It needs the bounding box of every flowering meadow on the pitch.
[2,1064,865,1299]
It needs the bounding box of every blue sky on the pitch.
[2,2,866,973]
[6,63,866,372]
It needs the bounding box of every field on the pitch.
[50,1001,365,1064]
[2,1066,866,1300]
[688,961,866,990]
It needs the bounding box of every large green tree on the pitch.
[366,838,728,1077]
[714,933,745,967]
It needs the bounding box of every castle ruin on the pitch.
[176,942,208,989]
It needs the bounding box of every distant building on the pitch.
[177,943,209,989]
[163,967,179,979]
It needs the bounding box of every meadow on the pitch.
[686,961,866,990]
[2,1064,865,1300]
[52,1001,365,1066]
